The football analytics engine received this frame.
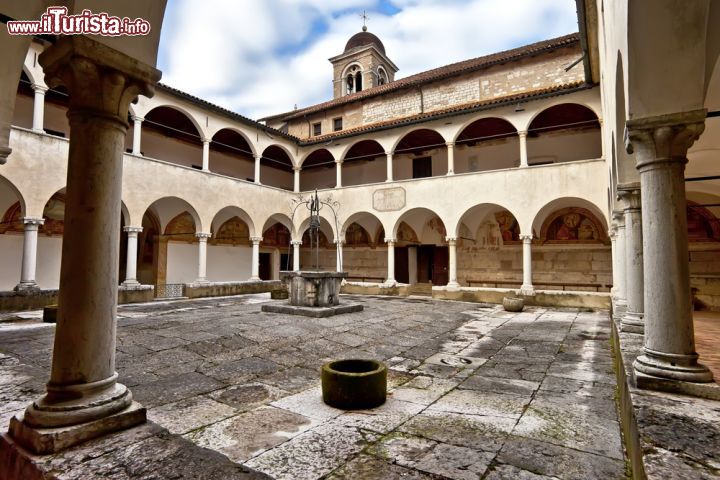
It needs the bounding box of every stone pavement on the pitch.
[0,295,626,479]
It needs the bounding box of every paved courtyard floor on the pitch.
[0,295,626,479]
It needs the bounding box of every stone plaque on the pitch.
[373,187,406,212]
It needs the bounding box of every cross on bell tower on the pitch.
[360,10,369,31]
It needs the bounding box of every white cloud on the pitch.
[158,0,578,119]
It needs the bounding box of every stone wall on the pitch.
[184,280,281,299]
[689,243,720,311]
[0,286,154,312]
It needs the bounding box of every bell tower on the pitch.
[329,21,398,99]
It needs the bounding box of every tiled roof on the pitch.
[269,33,581,122]
[155,83,297,141]
[298,80,591,146]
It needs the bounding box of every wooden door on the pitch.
[432,246,449,285]
[259,252,272,280]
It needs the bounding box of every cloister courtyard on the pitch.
[0,293,715,479]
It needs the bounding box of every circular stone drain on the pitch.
[440,356,473,367]
[321,359,387,410]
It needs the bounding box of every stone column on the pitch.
[612,210,628,318]
[518,130,529,167]
[15,217,45,291]
[202,139,210,171]
[9,36,161,454]
[121,226,142,287]
[385,151,394,182]
[519,234,535,295]
[628,110,712,383]
[385,237,396,285]
[609,227,619,300]
[336,159,343,188]
[618,183,644,333]
[335,239,344,272]
[195,233,211,283]
[293,166,301,192]
[31,84,48,133]
[131,115,143,155]
[446,236,459,288]
[250,236,262,280]
[446,142,455,175]
[254,153,261,184]
[408,246,418,284]
[291,240,302,271]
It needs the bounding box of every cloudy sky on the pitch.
[157,0,578,120]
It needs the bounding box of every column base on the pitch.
[620,310,644,334]
[13,282,40,293]
[8,401,145,455]
[633,349,713,384]
[383,280,397,287]
[191,279,210,286]
[249,276,261,282]
[446,281,460,290]
[518,285,535,296]
[120,279,141,288]
[612,300,627,321]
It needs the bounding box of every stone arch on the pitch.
[209,126,257,156]
[536,205,609,245]
[260,145,295,190]
[526,103,602,165]
[299,148,335,168]
[341,211,384,245]
[391,128,447,154]
[531,197,607,240]
[143,104,204,140]
[453,115,519,143]
[210,206,256,238]
[142,196,203,233]
[453,117,520,173]
[262,213,293,237]
[455,203,523,248]
[0,174,27,219]
[392,207,447,244]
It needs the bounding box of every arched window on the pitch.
[346,74,354,95]
[355,71,363,92]
[377,66,388,86]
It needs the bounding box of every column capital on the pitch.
[608,229,617,240]
[445,142,455,148]
[612,209,625,227]
[626,109,706,171]
[253,153,262,160]
[617,182,641,211]
[22,217,45,226]
[293,165,302,172]
[31,84,49,94]
[334,239,345,245]
[39,36,160,125]
[518,130,528,138]
[250,236,263,244]
[384,237,396,244]
[201,138,211,145]
[445,236,457,244]
[123,226,143,234]
[519,234,533,242]
[195,232,211,240]
[130,114,144,123]
[290,240,303,246]
[385,151,393,156]
[336,158,344,165]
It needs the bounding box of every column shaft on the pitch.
[446,237,459,288]
[294,167,300,192]
[519,234,535,295]
[32,85,48,133]
[336,160,343,188]
[196,233,210,282]
[618,184,644,333]
[629,112,712,383]
[250,237,262,280]
[131,115,143,155]
[519,130,528,167]
[385,238,396,284]
[292,241,301,271]
[613,210,628,316]
[254,154,261,184]
[202,140,210,171]
[446,143,455,175]
[386,152,393,182]
[16,217,44,291]
[122,227,142,286]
